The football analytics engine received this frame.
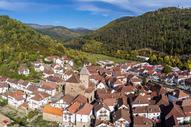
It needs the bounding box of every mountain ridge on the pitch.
[27,23,92,41]
[67,7,191,56]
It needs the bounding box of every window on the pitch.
[64,115,67,120]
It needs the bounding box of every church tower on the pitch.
[80,66,90,88]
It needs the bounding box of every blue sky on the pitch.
[0,0,190,29]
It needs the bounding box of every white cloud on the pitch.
[78,4,109,12]
[78,0,191,15]
[77,3,110,16]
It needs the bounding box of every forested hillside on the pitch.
[67,7,191,55]
[0,16,65,79]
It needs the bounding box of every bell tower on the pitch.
[80,66,90,88]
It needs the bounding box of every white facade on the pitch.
[177,116,191,124]
[133,112,160,120]
[34,65,44,72]
[28,96,50,109]
[96,82,106,89]
[38,88,56,96]
[132,103,149,108]
[76,113,91,123]
[62,111,76,127]
[95,107,110,121]
[55,59,64,67]
[0,87,8,94]
[6,82,17,89]
[7,96,25,108]
[18,69,30,76]
[51,99,69,109]
[114,118,130,127]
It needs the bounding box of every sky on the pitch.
[0,0,191,29]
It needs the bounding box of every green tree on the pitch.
[162,65,172,74]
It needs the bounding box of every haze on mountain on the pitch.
[27,24,92,41]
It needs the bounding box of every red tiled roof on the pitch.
[8,91,25,101]
[65,74,81,83]
[40,81,57,90]
[76,103,93,115]
[68,102,81,113]
[31,92,50,101]
[134,115,153,127]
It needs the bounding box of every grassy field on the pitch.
[83,52,127,64]
[28,115,58,127]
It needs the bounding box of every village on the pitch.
[0,55,191,127]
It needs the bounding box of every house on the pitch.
[110,78,123,88]
[18,65,30,76]
[33,61,44,72]
[0,83,9,94]
[95,120,113,127]
[55,58,64,67]
[130,77,142,86]
[181,98,191,122]
[63,102,80,127]
[164,74,176,86]
[94,103,111,121]
[113,109,131,127]
[133,115,153,127]
[6,79,18,89]
[102,98,116,112]
[62,95,88,126]
[120,62,138,72]
[126,74,142,86]
[38,81,57,96]
[165,103,188,124]
[46,75,64,92]
[96,79,108,90]
[28,92,50,109]
[43,105,63,123]
[116,85,135,95]
[6,91,26,108]
[43,67,54,78]
[133,105,161,120]
[117,97,129,110]
[90,74,103,85]
[63,70,73,81]
[76,103,93,127]
[131,94,150,108]
[44,56,56,63]
[17,80,30,91]
[184,78,191,91]
[51,94,74,109]
[25,84,38,95]
[97,60,114,68]
[62,56,74,66]
[0,76,7,83]
[46,76,63,85]
[167,89,190,102]
[52,64,64,74]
